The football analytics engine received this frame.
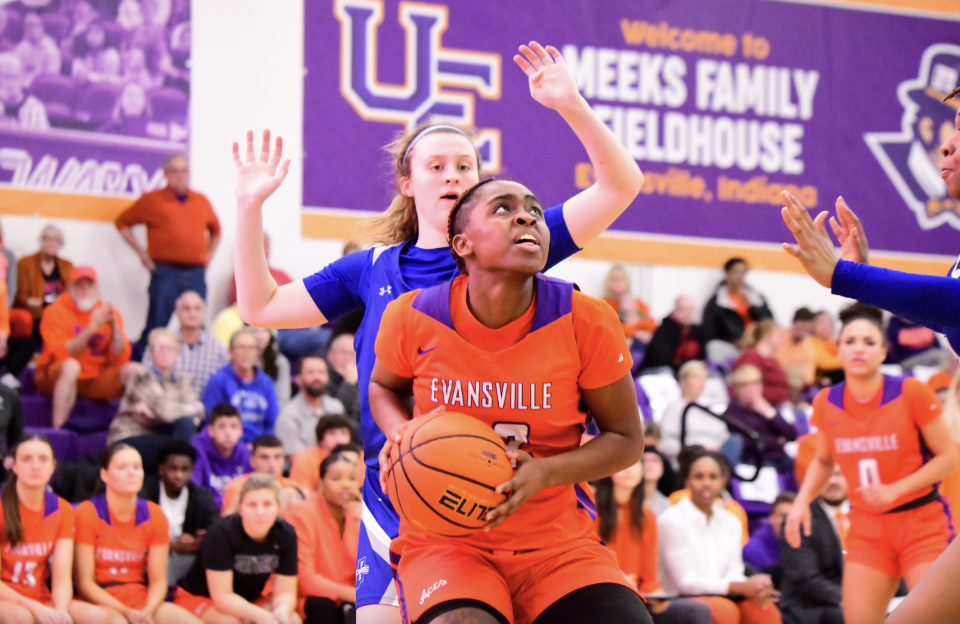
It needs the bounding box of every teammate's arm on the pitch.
[143,544,170,616]
[785,431,834,548]
[232,130,327,329]
[270,574,298,624]
[73,542,144,619]
[514,43,644,248]
[207,569,276,624]
[485,372,643,529]
[49,537,74,615]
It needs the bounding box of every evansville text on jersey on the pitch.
[429,378,553,410]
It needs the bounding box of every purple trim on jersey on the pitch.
[90,495,151,526]
[938,496,956,540]
[529,275,574,334]
[411,279,455,330]
[574,483,597,521]
[827,384,845,409]
[43,490,59,518]
[390,551,409,624]
[880,376,905,406]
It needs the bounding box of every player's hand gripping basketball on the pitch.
[233,129,291,209]
[379,406,446,492]
[484,449,550,531]
[514,42,583,114]
[781,190,840,288]
[784,497,812,548]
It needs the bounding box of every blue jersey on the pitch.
[303,204,579,466]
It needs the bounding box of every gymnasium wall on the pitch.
[1,0,959,339]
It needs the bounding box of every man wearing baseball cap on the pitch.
[35,265,139,428]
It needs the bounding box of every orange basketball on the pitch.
[385,411,513,537]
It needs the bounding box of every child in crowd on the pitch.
[288,414,356,491]
[140,439,219,585]
[192,403,252,509]
[175,475,301,624]
[287,452,362,624]
[221,435,306,516]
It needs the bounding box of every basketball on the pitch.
[385,411,514,538]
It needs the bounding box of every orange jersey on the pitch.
[0,491,74,602]
[811,376,943,513]
[37,294,131,379]
[286,495,359,602]
[595,504,660,593]
[220,474,305,515]
[75,495,168,587]
[376,274,633,552]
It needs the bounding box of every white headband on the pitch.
[402,125,469,164]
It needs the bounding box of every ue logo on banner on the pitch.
[334,0,503,172]
[865,43,960,230]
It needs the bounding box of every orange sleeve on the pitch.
[74,502,97,546]
[57,501,76,541]
[904,378,944,429]
[638,508,661,594]
[572,292,633,389]
[289,449,320,491]
[288,504,347,601]
[809,389,830,431]
[114,195,149,229]
[0,282,9,335]
[148,503,170,545]
[39,302,75,363]
[374,293,417,379]
[107,310,132,366]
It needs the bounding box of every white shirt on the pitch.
[660,399,730,468]
[658,497,747,595]
[159,486,189,540]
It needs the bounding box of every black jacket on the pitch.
[638,315,705,374]
[778,499,844,624]
[140,476,219,537]
[702,282,772,344]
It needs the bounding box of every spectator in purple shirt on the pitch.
[744,492,796,579]
[192,403,251,509]
[722,364,798,472]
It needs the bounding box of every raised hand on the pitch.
[829,196,869,264]
[514,42,582,113]
[233,130,291,209]
[781,191,840,288]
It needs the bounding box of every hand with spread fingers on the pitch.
[233,129,291,210]
[513,41,583,114]
[780,190,841,288]
[484,449,551,531]
[830,196,869,264]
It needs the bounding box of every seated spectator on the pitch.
[744,492,796,580]
[253,326,291,408]
[668,445,750,544]
[779,467,847,624]
[723,364,798,472]
[211,304,243,349]
[108,328,204,471]
[594,461,713,624]
[275,353,347,457]
[101,82,163,138]
[642,447,672,515]
[326,333,360,425]
[35,266,138,428]
[13,224,72,337]
[774,308,816,401]
[220,435,306,516]
[289,414,357,492]
[173,475,300,624]
[659,449,782,624]
[703,257,773,366]
[142,290,229,399]
[735,320,791,407]
[811,311,843,385]
[0,221,15,308]
[14,13,60,85]
[287,452,362,624]
[643,421,661,449]
[602,264,657,344]
[191,404,251,509]
[203,327,279,445]
[885,315,944,369]
[228,233,292,306]
[140,440,219,585]
[639,295,705,374]
[0,52,48,130]
[660,361,729,468]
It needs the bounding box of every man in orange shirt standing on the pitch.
[35,266,139,428]
[115,153,220,357]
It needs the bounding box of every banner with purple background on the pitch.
[304,0,960,269]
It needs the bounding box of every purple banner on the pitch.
[0,0,190,196]
[304,0,960,256]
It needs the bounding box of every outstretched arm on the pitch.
[233,130,327,329]
[515,42,644,248]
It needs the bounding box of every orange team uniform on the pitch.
[220,474,306,515]
[0,491,74,604]
[811,376,954,578]
[286,494,360,616]
[376,274,636,624]
[595,505,660,593]
[75,495,169,609]
[289,447,366,492]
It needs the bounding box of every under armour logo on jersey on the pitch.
[379,286,392,296]
[618,353,624,363]
[355,557,370,584]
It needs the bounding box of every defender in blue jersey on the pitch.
[230,42,645,624]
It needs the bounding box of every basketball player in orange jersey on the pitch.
[784,304,958,624]
[369,178,650,624]
[74,444,203,624]
[0,435,103,624]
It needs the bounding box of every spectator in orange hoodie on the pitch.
[289,414,357,492]
[594,461,712,624]
[35,266,138,428]
[286,452,361,624]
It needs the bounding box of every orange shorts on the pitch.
[35,361,124,400]
[174,586,273,618]
[103,584,148,610]
[847,500,955,578]
[391,535,634,624]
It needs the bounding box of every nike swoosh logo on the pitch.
[418,346,440,355]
